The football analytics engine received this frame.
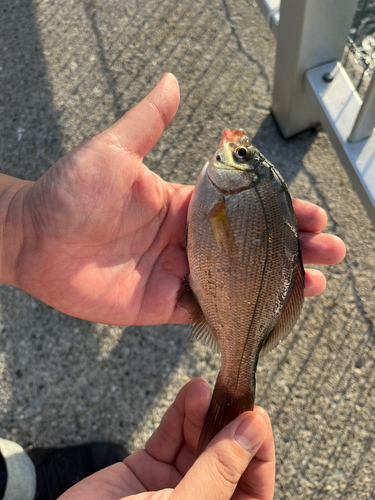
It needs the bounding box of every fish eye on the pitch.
[233,146,250,162]
[216,155,221,161]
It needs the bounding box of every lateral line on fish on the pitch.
[234,184,271,392]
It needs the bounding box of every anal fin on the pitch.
[177,277,220,352]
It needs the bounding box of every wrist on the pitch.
[0,174,34,288]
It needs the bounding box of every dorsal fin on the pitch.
[177,277,220,352]
[260,256,305,357]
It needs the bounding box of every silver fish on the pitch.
[178,129,304,454]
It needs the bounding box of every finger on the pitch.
[171,411,268,500]
[145,378,211,464]
[304,269,326,297]
[292,199,327,232]
[103,72,180,158]
[238,407,275,500]
[300,232,346,265]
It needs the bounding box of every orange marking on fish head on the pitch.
[218,129,246,147]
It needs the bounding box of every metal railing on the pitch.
[346,0,375,89]
[256,0,375,225]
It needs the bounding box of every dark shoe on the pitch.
[28,442,128,500]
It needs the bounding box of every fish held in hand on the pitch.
[178,129,304,454]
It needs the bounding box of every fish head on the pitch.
[207,129,261,194]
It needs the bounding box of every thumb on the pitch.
[102,72,180,158]
[171,410,268,500]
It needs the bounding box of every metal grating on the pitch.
[344,0,375,91]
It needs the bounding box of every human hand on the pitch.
[2,73,345,325]
[58,378,275,500]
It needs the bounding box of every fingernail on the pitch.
[158,72,168,83]
[234,416,267,452]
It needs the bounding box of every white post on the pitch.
[256,0,280,37]
[349,73,375,143]
[272,0,357,138]
[305,61,375,225]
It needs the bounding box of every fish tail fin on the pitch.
[197,375,254,455]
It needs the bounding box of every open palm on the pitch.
[13,74,191,325]
[9,73,345,326]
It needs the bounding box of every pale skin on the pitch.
[0,73,346,499]
[59,378,275,500]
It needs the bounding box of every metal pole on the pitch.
[255,0,280,37]
[272,0,357,138]
[348,73,375,143]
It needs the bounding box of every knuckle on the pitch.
[212,451,240,487]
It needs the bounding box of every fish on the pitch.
[177,128,305,454]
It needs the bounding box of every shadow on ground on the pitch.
[0,0,64,180]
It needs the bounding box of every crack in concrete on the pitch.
[302,164,374,339]
[222,0,271,91]
[84,0,124,121]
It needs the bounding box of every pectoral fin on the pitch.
[260,256,305,357]
[177,277,220,352]
[206,200,237,260]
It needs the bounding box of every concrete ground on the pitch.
[1,0,374,498]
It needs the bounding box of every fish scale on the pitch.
[177,129,304,454]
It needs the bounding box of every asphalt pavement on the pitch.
[1,0,375,498]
